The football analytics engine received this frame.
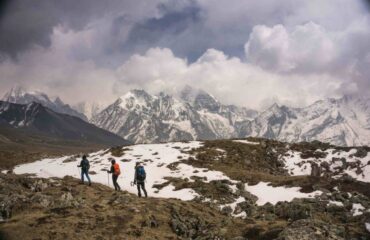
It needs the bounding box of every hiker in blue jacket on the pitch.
[134,162,147,197]
[77,155,91,186]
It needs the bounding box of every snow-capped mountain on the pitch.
[73,101,103,120]
[0,101,128,145]
[241,95,370,146]
[92,87,370,146]
[2,86,87,121]
[91,88,257,143]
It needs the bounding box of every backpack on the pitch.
[81,159,90,171]
[137,166,146,181]
[113,163,121,176]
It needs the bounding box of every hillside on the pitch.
[2,86,87,121]
[0,101,130,169]
[5,138,370,239]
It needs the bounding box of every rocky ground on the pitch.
[2,138,370,239]
[0,173,246,240]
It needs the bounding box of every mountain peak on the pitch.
[120,89,151,100]
[3,85,27,101]
[54,97,64,106]
[2,86,87,121]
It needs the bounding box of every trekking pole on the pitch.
[77,166,80,178]
[107,171,110,186]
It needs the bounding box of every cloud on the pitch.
[245,22,337,73]
[0,26,118,106]
[0,0,369,110]
[114,47,344,109]
[0,0,165,59]
[244,16,370,95]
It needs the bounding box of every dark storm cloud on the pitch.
[0,0,139,59]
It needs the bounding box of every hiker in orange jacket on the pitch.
[107,159,121,191]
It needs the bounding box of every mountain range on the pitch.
[90,87,258,143]
[0,101,129,146]
[2,86,370,146]
[2,87,88,121]
[239,96,370,146]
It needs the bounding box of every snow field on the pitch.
[245,182,322,206]
[14,141,236,201]
[12,140,340,218]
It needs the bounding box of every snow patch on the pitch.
[233,140,260,145]
[327,201,344,207]
[352,203,365,216]
[14,141,236,202]
[245,182,322,206]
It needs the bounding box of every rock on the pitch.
[275,200,312,221]
[0,199,12,222]
[277,219,345,240]
[310,162,321,177]
[232,237,247,240]
[60,192,73,202]
[234,204,243,215]
[340,174,355,183]
[355,167,363,175]
[170,218,188,236]
[169,207,218,238]
[221,206,233,215]
[241,191,258,203]
[142,215,159,228]
[354,148,368,158]
[320,161,330,171]
[237,201,257,216]
[31,193,52,208]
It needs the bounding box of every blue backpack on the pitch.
[137,166,146,181]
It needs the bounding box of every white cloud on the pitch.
[245,22,337,73]
[1,0,369,110]
[115,47,343,109]
[0,26,118,106]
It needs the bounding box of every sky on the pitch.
[0,0,369,110]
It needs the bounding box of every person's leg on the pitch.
[86,172,91,185]
[114,175,121,191]
[81,170,84,183]
[115,176,121,191]
[112,175,117,190]
[137,182,142,197]
[141,182,148,197]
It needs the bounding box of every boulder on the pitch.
[277,219,345,240]
[221,206,233,215]
[310,162,321,177]
[354,148,368,158]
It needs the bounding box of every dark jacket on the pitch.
[79,158,90,172]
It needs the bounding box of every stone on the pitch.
[277,219,345,240]
[310,162,321,177]
[354,148,368,158]
[221,206,233,215]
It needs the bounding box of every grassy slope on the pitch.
[0,125,113,169]
[0,174,248,240]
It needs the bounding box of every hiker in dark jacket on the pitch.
[134,162,147,197]
[77,155,91,186]
[107,159,121,191]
